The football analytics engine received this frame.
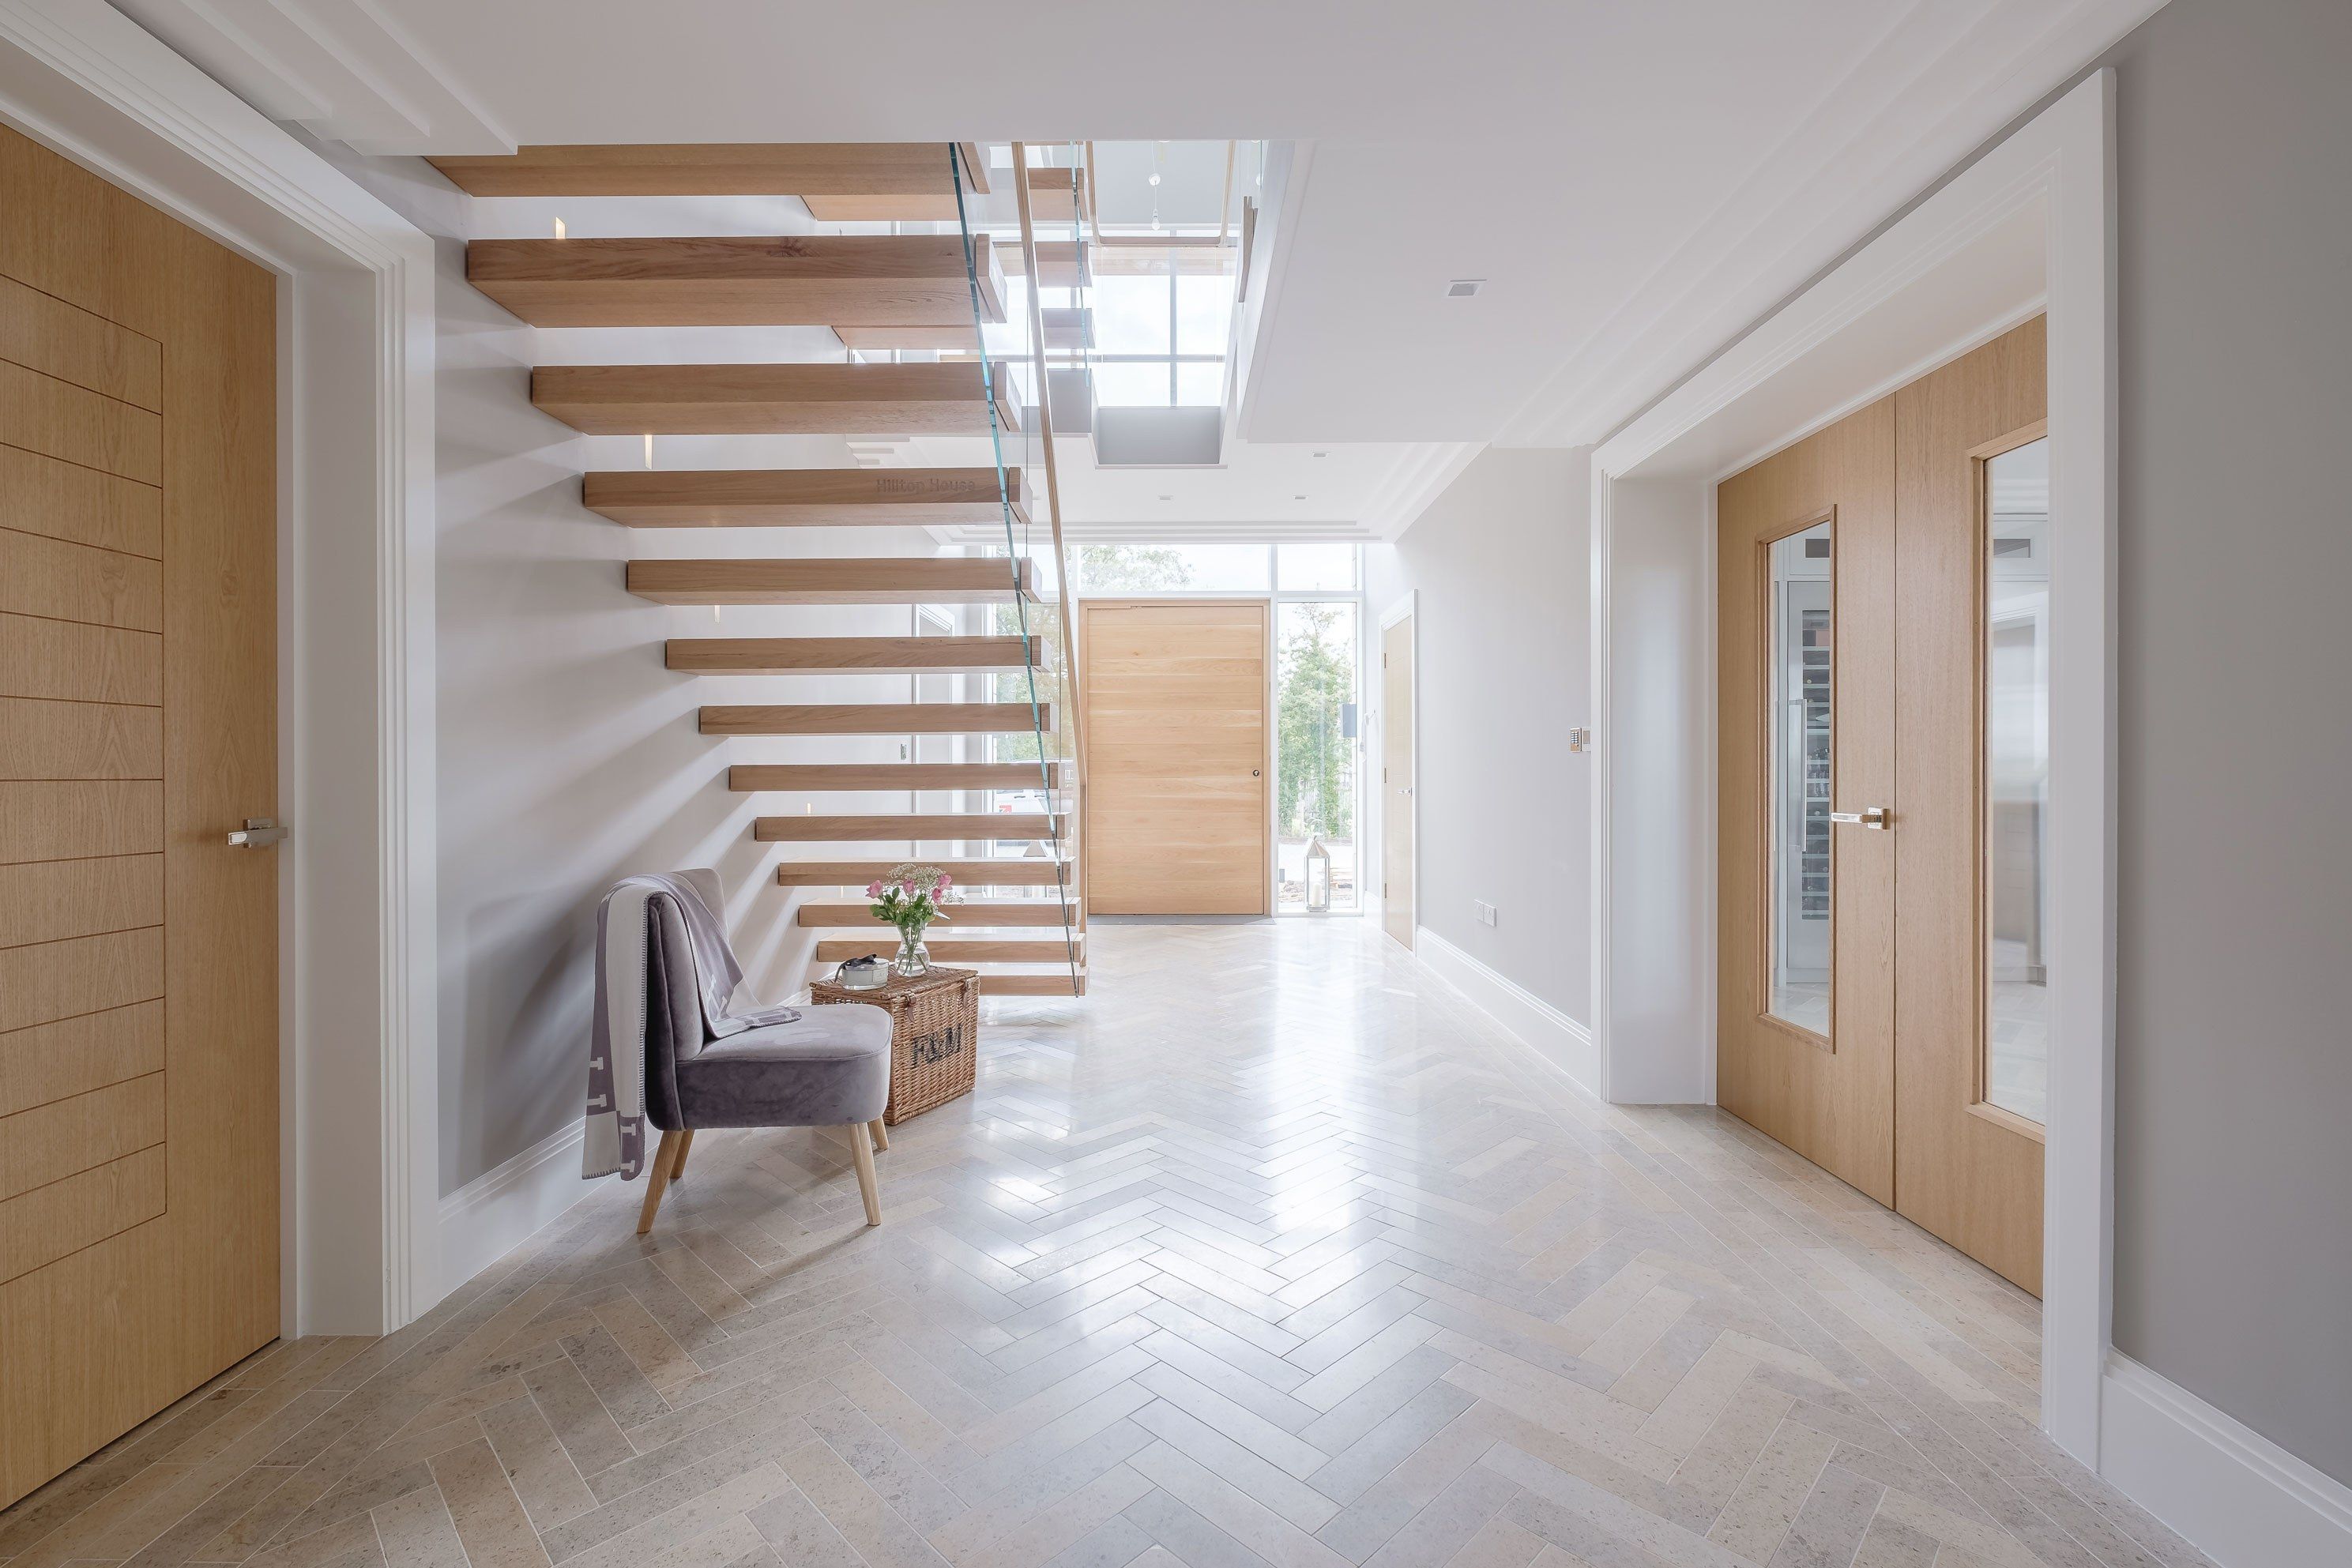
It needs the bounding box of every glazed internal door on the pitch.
[1081,600,1269,914]
[1,125,279,1506]
[1717,396,1899,1206]
[1717,318,2047,1292]
[1379,611,1414,948]
[1892,318,2048,1292]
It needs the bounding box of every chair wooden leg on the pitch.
[868,1119,888,1153]
[670,1129,696,1181]
[849,1124,883,1227]
[636,1130,683,1235]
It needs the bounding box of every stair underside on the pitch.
[668,635,1041,675]
[590,467,1025,528]
[799,901,1074,927]
[730,762,1066,792]
[803,165,1082,224]
[628,555,1032,605]
[467,235,1004,328]
[837,307,1090,355]
[426,142,988,198]
[534,363,1021,436]
[775,859,1071,887]
[756,813,1060,841]
[816,939,1078,963]
[706,704,1050,736]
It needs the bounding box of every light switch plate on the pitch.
[1474,900,1498,927]
[1567,727,1591,753]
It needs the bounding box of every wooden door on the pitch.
[1081,600,1268,914]
[1893,318,2047,1292]
[1379,612,1414,948]
[1716,318,2047,1292]
[1717,396,1899,1207]
[1,125,279,1506]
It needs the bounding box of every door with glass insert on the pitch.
[1716,396,1898,1208]
[1892,318,2048,1293]
[1718,318,2048,1294]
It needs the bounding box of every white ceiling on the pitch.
[109,0,2166,532]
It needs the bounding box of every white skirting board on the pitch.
[1413,927,1597,1096]
[2101,1353,2352,1567]
[437,1121,608,1294]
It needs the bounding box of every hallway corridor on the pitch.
[0,922,2207,1568]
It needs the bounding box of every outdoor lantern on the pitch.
[1305,836,1332,914]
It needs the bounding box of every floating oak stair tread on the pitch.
[668,635,1041,675]
[427,141,987,198]
[798,901,1074,927]
[731,761,1067,792]
[532,363,1021,436]
[803,164,1082,223]
[994,241,1089,288]
[591,467,1024,527]
[755,813,1060,841]
[816,939,1078,963]
[467,235,1003,328]
[629,555,1032,606]
[983,972,1088,996]
[837,307,1091,355]
[706,703,1050,736]
[776,859,1072,887]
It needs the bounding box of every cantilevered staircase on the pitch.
[433,141,1089,995]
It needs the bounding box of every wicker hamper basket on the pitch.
[809,965,980,1125]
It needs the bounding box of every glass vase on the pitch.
[894,924,931,977]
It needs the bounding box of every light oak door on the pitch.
[1717,395,1899,1208]
[1717,318,2046,1292]
[1,125,279,1506]
[1893,318,2048,1293]
[1380,611,1414,949]
[1081,600,1269,915]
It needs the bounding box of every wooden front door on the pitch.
[1081,600,1269,915]
[1379,611,1414,949]
[1716,318,2046,1292]
[1,124,280,1506]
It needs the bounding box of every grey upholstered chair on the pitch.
[631,869,894,1235]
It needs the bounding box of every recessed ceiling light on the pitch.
[1293,494,1308,501]
[1313,450,1328,458]
[1158,494,1174,501]
[1445,279,1485,299]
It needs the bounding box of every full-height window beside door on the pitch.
[1275,600,1361,912]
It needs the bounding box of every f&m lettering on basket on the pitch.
[810,966,981,1125]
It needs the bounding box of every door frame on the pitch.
[1078,595,1276,916]
[1375,592,1417,944]
[1590,73,2115,1461]
[0,4,441,1336]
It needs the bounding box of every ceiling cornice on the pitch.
[107,0,511,153]
[1491,0,2164,449]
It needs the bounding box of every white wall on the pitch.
[1598,477,1712,1104]
[1366,447,1594,1083]
[297,148,947,1215]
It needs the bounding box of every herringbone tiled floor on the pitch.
[0,919,2213,1568]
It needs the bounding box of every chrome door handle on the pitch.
[1829,807,1888,829]
[227,818,288,848]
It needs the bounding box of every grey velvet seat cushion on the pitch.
[673,1005,892,1129]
